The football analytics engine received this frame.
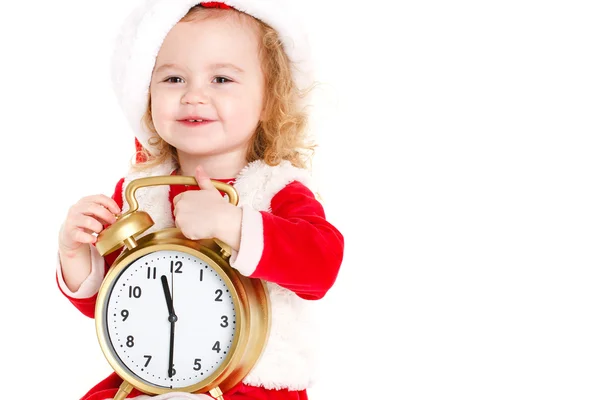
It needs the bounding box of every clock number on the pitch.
[143,355,152,367]
[220,316,228,328]
[128,286,142,298]
[170,260,183,273]
[121,309,129,321]
[170,367,177,377]
[199,269,203,281]
[212,341,221,353]
[215,289,223,302]
[193,359,202,371]
[147,267,157,279]
[126,335,135,348]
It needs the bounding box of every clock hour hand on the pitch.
[161,275,177,318]
[161,275,177,378]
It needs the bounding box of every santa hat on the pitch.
[110,0,313,159]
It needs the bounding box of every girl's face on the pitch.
[149,14,264,164]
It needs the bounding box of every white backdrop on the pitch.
[1,1,599,399]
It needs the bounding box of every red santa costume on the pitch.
[56,1,344,399]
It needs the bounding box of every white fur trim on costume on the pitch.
[229,205,264,276]
[232,160,318,389]
[57,244,106,298]
[121,159,318,390]
[233,159,313,211]
[111,0,313,154]
[243,281,319,390]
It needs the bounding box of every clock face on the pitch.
[103,249,237,389]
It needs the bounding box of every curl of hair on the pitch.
[131,6,316,172]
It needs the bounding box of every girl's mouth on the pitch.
[178,119,214,127]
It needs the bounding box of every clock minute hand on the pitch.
[168,319,175,378]
[161,275,177,378]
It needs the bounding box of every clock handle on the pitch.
[123,176,239,211]
[122,175,240,257]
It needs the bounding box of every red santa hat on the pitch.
[110,0,313,160]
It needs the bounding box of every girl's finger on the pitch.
[73,228,97,244]
[83,195,121,215]
[73,215,104,234]
[80,202,118,226]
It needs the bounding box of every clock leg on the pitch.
[209,386,225,400]
[113,381,133,400]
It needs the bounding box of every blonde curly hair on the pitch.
[132,5,316,172]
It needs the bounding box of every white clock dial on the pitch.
[104,250,237,389]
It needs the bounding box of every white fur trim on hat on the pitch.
[110,0,313,154]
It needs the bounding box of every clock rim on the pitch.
[95,240,248,395]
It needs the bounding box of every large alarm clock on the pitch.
[94,176,270,400]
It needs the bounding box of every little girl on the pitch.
[56,1,344,400]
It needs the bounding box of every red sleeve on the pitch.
[249,181,344,300]
[56,177,125,318]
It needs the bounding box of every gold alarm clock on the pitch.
[94,176,270,400]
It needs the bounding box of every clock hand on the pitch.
[161,275,176,317]
[168,317,175,378]
[161,275,177,378]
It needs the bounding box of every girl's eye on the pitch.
[213,76,231,84]
[165,77,184,83]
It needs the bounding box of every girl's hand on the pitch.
[173,165,242,247]
[59,194,121,255]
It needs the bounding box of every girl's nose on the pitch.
[181,87,209,105]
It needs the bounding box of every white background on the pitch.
[1,0,599,399]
